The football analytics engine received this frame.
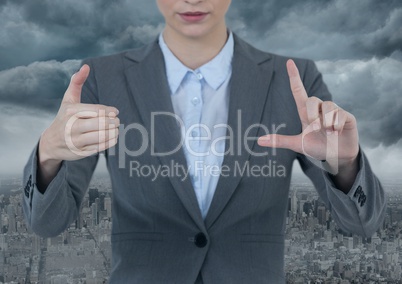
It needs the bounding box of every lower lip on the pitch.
[179,13,208,23]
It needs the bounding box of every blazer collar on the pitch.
[123,33,275,231]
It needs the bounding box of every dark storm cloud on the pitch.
[227,0,402,60]
[0,0,163,70]
[0,60,80,112]
[1,0,401,71]
[317,58,402,148]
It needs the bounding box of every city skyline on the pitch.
[0,177,401,282]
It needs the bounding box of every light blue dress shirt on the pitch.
[159,31,234,219]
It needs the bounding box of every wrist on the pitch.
[38,130,62,165]
[37,131,62,192]
[324,148,359,175]
[338,151,360,173]
[329,152,360,194]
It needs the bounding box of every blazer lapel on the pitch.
[205,35,275,229]
[123,41,206,231]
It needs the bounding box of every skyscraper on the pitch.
[317,206,327,225]
[91,202,98,227]
[291,191,298,214]
[104,196,112,218]
[32,234,41,255]
[7,204,16,234]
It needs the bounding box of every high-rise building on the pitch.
[104,196,112,218]
[298,200,306,216]
[291,191,298,213]
[317,206,327,225]
[334,260,344,274]
[353,235,363,248]
[95,197,100,212]
[91,203,98,227]
[7,204,16,234]
[343,237,354,250]
[32,234,41,255]
[324,230,332,242]
[0,234,7,251]
[76,210,84,229]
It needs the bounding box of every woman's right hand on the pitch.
[37,64,120,189]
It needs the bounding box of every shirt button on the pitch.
[191,97,200,106]
[196,73,203,80]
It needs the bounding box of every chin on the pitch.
[178,26,213,39]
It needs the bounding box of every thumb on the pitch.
[257,134,303,153]
[62,64,90,104]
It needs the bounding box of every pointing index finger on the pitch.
[287,59,308,121]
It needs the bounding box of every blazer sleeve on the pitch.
[297,60,386,238]
[22,59,100,238]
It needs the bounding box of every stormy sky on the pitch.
[0,0,401,180]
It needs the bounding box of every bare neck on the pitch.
[162,26,229,70]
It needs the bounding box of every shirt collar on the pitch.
[158,30,234,94]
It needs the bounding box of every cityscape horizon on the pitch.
[0,174,401,283]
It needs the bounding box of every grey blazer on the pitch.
[22,34,386,283]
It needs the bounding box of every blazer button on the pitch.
[194,233,208,248]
